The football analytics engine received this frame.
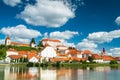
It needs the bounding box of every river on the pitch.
[0,65,120,80]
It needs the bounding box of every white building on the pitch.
[39,46,57,63]
[41,38,62,49]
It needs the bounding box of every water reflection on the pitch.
[0,66,120,80]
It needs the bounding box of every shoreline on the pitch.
[0,63,120,67]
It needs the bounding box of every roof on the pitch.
[9,55,23,59]
[27,53,40,60]
[18,51,29,55]
[11,42,30,46]
[42,38,61,42]
[114,57,120,61]
[6,36,10,40]
[102,55,114,61]
[84,50,92,54]
[67,49,80,55]
[92,54,102,59]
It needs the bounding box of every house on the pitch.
[41,38,62,49]
[27,53,40,63]
[92,54,103,63]
[39,45,57,63]
[102,55,114,63]
[6,48,18,57]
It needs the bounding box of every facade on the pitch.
[41,38,62,49]
[39,45,57,63]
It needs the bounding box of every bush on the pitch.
[27,62,34,67]
[109,60,118,64]
[35,63,40,67]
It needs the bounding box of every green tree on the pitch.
[88,56,94,63]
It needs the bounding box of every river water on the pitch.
[0,65,120,80]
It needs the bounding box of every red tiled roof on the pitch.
[84,50,92,54]
[42,38,61,42]
[6,36,10,40]
[11,42,30,47]
[114,57,120,61]
[92,54,102,59]
[102,55,114,61]
[9,55,23,59]
[27,53,40,60]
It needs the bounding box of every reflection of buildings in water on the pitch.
[4,66,40,80]
[4,66,17,80]
[57,68,72,80]
[95,67,111,72]
[40,68,57,80]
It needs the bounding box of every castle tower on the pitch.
[5,36,11,45]
[30,38,36,48]
[101,48,106,56]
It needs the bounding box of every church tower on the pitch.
[30,38,36,48]
[101,48,106,56]
[5,36,11,45]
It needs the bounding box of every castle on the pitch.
[5,36,35,48]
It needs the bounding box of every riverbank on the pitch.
[1,62,120,68]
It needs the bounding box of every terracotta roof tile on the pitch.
[84,50,92,54]
[42,38,61,42]
[9,55,23,59]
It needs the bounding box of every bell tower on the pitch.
[5,36,11,45]
[101,48,106,56]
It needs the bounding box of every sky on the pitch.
[0,0,120,56]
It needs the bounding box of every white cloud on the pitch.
[17,0,75,27]
[61,40,76,47]
[0,24,41,43]
[87,30,120,43]
[0,39,5,44]
[3,0,21,7]
[77,39,100,53]
[115,16,120,25]
[49,30,79,40]
[77,39,98,51]
[109,48,120,56]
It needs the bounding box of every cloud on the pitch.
[77,39,100,53]
[115,16,120,25]
[77,39,97,49]
[0,39,5,44]
[0,24,41,43]
[49,30,79,40]
[3,0,21,7]
[109,48,120,56]
[87,30,120,43]
[17,0,76,28]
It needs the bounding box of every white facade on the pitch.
[5,57,11,63]
[31,43,35,48]
[5,39,11,45]
[93,59,103,63]
[29,57,39,63]
[77,54,82,58]
[40,46,57,62]
[6,51,18,57]
[42,39,62,49]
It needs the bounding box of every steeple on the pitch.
[30,38,35,48]
[5,35,11,45]
[101,48,106,56]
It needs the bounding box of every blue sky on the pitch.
[0,0,120,56]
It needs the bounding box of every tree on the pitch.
[30,38,35,44]
[88,56,94,63]
[109,60,118,64]
[38,41,44,47]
